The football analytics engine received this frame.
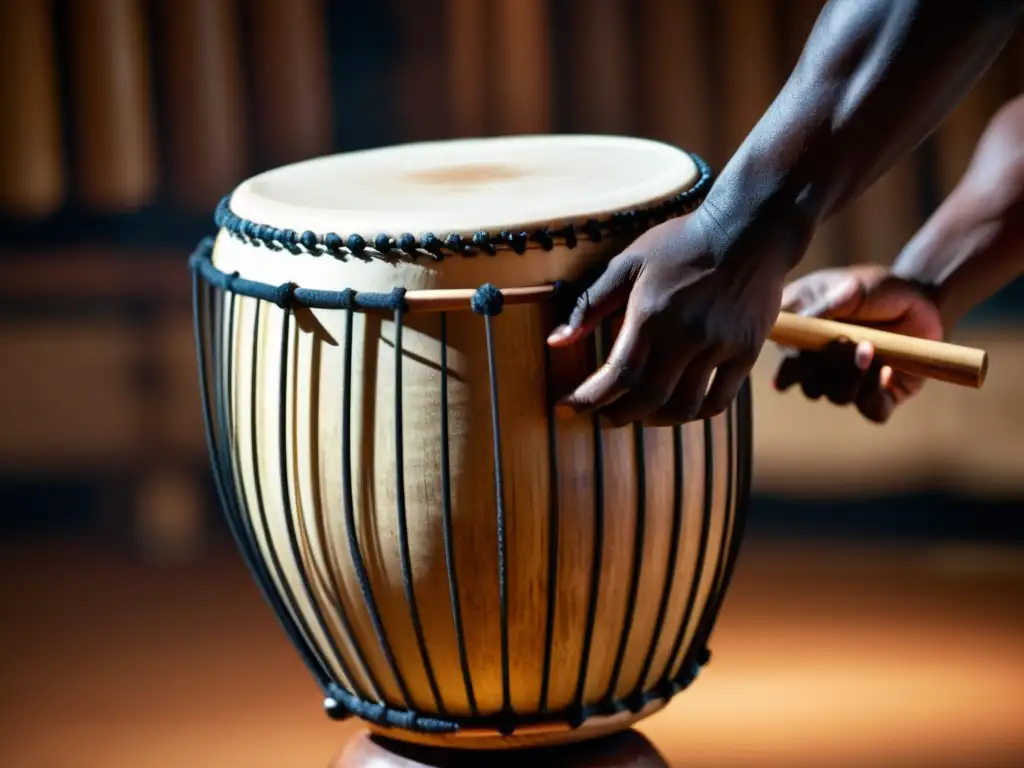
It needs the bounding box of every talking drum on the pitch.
[189,135,751,751]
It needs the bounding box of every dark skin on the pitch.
[548,0,1024,426]
[775,94,1024,423]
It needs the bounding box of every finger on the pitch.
[698,354,757,419]
[824,341,875,405]
[878,365,924,406]
[799,341,855,400]
[774,339,870,401]
[879,364,894,390]
[774,351,818,392]
[559,315,651,415]
[547,255,638,347]
[645,352,718,426]
[598,347,696,427]
[853,341,875,371]
[856,364,897,423]
[800,369,831,401]
[776,347,835,400]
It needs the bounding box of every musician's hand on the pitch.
[773,265,944,423]
[546,209,794,426]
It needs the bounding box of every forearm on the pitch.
[917,210,1024,331]
[700,0,1022,270]
[892,98,1024,330]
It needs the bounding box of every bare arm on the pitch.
[700,0,1023,272]
[892,95,1024,330]
[552,0,1022,425]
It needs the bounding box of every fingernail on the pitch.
[547,325,572,345]
[880,365,894,389]
[854,342,873,371]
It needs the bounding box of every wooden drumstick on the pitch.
[396,286,988,389]
[769,312,987,389]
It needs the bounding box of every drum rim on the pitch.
[210,151,712,264]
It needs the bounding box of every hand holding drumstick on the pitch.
[774,95,1024,423]
[546,0,1023,426]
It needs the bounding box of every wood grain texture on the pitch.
[201,166,743,748]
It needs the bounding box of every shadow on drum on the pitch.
[332,729,670,767]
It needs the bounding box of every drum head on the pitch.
[228,135,702,239]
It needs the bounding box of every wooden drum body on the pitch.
[189,135,751,750]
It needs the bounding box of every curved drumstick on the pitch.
[399,286,989,389]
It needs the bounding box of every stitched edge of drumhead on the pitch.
[210,153,713,263]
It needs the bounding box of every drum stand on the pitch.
[330,728,670,768]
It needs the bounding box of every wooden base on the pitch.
[364,700,665,751]
[331,729,669,768]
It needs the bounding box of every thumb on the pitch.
[547,255,638,347]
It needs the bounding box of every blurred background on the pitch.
[0,1,1022,766]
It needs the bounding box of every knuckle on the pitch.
[635,390,675,423]
[605,356,642,390]
[668,393,704,424]
[700,398,729,420]
[613,250,643,275]
[705,384,738,415]
[630,295,671,331]
[678,315,708,338]
[572,290,593,320]
[740,341,763,366]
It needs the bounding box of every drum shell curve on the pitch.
[193,198,751,749]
